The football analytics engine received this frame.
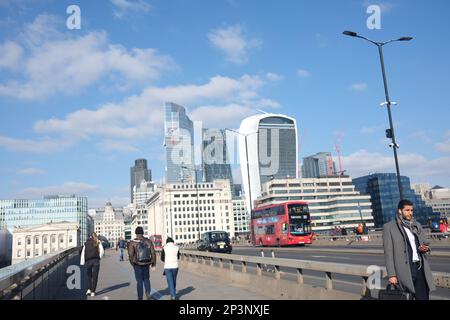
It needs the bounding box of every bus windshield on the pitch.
[288,204,311,235]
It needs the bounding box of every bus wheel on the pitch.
[259,240,264,247]
[276,239,281,247]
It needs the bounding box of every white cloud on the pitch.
[266,72,283,82]
[297,69,310,78]
[361,127,375,134]
[0,41,23,70]
[208,24,261,64]
[34,74,276,145]
[0,15,174,100]
[436,132,450,153]
[343,150,450,183]
[190,104,256,129]
[0,136,74,153]
[350,83,368,91]
[99,140,141,153]
[18,167,47,175]
[362,1,398,14]
[110,0,152,19]
[17,181,98,198]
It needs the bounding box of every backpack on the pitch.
[136,240,151,263]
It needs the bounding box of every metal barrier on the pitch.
[180,250,450,297]
[314,232,449,242]
[0,247,79,300]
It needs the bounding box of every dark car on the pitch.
[197,231,232,253]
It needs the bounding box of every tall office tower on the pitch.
[301,152,337,178]
[238,114,298,213]
[164,102,195,183]
[354,173,435,227]
[130,159,152,203]
[202,128,234,186]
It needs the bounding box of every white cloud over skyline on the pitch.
[208,24,261,64]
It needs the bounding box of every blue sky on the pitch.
[0,0,449,208]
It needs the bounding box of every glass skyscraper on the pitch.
[0,195,88,243]
[354,173,434,227]
[239,114,298,212]
[302,152,337,178]
[130,158,151,203]
[202,128,233,185]
[164,102,195,183]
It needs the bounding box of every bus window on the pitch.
[265,225,275,235]
[288,203,311,235]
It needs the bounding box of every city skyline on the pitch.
[1,0,450,208]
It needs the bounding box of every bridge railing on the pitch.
[314,232,449,242]
[180,250,450,297]
[0,247,79,300]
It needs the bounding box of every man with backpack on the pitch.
[128,227,156,300]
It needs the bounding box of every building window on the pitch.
[17,239,22,246]
[17,250,21,258]
[27,250,31,257]
[35,237,39,245]
[27,238,31,245]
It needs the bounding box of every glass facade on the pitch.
[354,173,434,228]
[164,102,195,183]
[0,195,88,243]
[202,128,233,186]
[258,117,297,184]
[130,158,151,203]
[302,152,336,178]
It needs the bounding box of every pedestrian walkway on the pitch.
[63,249,272,300]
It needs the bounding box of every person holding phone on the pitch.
[383,200,436,300]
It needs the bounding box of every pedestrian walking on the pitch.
[80,232,104,297]
[383,199,436,300]
[128,227,156,300]
[161,237,180,300]
[117,237,127,261]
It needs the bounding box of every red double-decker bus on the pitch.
[251,201,313,247]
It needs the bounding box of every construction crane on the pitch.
[334,143,344,175]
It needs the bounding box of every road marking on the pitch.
[311,255,351,260]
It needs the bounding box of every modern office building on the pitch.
[0,195,88,243]
[133,180,156,206]
[232,197,250,237]
[413,184,450,218]
[91,202,125,248]
[130,159,152,203]
[354,173,434,227]
[301,152,337,178]
[164,102,195,183]
[239,113,298,213]
[255,177,374,233]
[11,222,79,264]
[145,180,235,244]
[202,128,234,186]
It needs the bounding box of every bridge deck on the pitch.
[59,249,272,300]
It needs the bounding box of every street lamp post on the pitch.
[225,128,258,244]
[343,30,412,200]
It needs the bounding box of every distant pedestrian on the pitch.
[80,232,104,297]
[128,227,156,300]
[161,237,180,300]
[117,237,127,261]
[383,199,436,300]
